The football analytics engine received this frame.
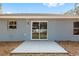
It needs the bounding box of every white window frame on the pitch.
[73,22,79,35]
[31,21,48,40]
[8,19,17,30]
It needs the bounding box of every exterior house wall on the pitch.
[0,18,79,41]
[0,19,31,41]
[48,19,73,41]
[48,18,79,41]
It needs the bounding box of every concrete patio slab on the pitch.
[11,41,68,54]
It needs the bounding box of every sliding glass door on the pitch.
[32,21,47,40]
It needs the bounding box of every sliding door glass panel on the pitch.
[40,22,47,39]
[32,22,39,39]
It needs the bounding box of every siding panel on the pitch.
[0,18,79,41]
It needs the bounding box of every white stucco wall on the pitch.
[0,18,79,41]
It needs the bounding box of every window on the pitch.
[32,21,47,39]
[73,22,79,35]
[8,20,17,29]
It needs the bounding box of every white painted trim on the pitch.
[31,21,48,40]
[7,19,17,31]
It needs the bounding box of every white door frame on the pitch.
[31,21,48,40]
